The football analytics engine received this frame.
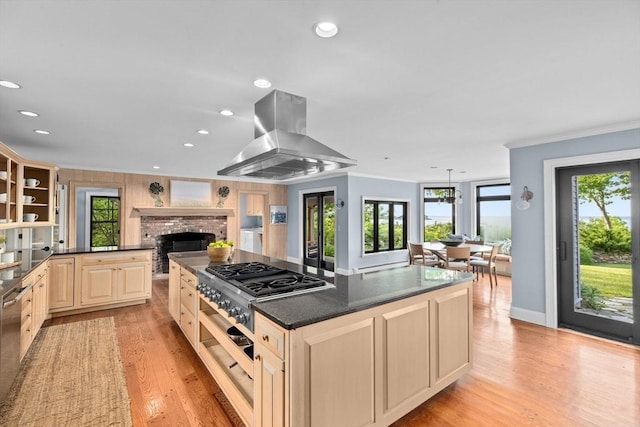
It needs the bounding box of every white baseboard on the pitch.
[509,306,547,327]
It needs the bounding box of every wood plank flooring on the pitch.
[46,273,640,426]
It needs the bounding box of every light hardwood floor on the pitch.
[46,273,640,426]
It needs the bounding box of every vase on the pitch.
[154,195,164,207]
[217,196,227,208]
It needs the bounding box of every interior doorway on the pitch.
[303,191,336,272]
[556,160,639,344]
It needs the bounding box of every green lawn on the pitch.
[580,263,632,298]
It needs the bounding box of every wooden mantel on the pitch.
[132,207,235,217]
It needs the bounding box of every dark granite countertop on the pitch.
[169,249,474,330]
[0,245,154,298]
[52,244,154,255]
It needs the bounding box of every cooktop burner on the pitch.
[237,272,328,298]
[206,262,284,280]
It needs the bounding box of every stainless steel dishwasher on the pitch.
[1,285,29,403]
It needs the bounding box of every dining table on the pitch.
[423,242,493,263]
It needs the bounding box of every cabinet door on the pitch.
[304,318,375,427]
[32,275,47,333]
[430,286,471,387]
[117,262,151,300]
[247,194,265,216]
[50,257,75,310]
[20,287,34,360]
[254,346,285,427]
[81,265,117,306]
[382,300,431,412]
[168,260,181,322]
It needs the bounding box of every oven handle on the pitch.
[3,286,31,308]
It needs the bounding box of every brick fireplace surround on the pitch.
[140,215,228,275]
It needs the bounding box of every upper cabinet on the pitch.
[246,193,265,216]
[0,142,57,228]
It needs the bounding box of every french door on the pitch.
[556,160,639,344]
[303,191,335,271]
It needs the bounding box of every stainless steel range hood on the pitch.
[217,90,356,180]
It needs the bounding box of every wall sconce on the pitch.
[336,198,345,209]
[515,186,534,210]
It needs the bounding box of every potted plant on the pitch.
[207,240,234,261]
[0,235,5,254]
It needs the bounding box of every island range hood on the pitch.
[217,90,357,180]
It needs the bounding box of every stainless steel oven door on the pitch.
[1,286,30,403]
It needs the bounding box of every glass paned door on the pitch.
[303,191,335,271]
[556,161,638,344]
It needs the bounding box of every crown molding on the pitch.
[504,120,640,149]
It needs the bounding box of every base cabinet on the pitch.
[255,280,473,427]
[79,251,151,307]
[49,257,75,310]
[20,261,49,360]
[168,259,181,321]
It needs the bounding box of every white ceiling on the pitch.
[1,0,639,184]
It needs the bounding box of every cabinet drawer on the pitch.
[255,315,286,359]
[81,251,151,266]
[180,270,197,288]
[180,283,197,316]
[180,305,197,346]
[21,288,33,313]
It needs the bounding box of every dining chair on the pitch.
[444,246,471,272]
[470,245,500,287]
[408,242,441,267]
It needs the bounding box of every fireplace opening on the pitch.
[159,231,216,273]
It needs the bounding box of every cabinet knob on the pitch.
[262,335,269,342]
[255,354,261,361]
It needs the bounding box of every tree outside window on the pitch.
[364,200,407,253]
[90,196,120,248]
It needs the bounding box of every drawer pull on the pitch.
[262,335,269,342]
[255,354,261,361]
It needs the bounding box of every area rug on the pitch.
[0,317,132,427]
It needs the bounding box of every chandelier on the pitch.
[439,168,462,204]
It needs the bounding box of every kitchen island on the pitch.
[169,250,474,427]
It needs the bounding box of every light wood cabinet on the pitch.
[246,194,265,216]
[179,268,198,347]
[31,262,49,333]
[168,259,181,322]
[20,286,33,360]
[79,251,151,307]
[0,142,57,227]
[49,257,75,310]
[254,280,473,427]
[19,261,50,360]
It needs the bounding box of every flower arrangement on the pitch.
[149,182,164,207]
[217,185,230,208]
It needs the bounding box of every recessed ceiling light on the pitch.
[197,129,209,135]
[313,22,339,38]
[19,110,39,117]
[253,79,272,88]
[152,165,160,169]
[430,166,438,169]
[0,80,21,89]
[184,143,194,147]
[219,109,234,116]
[34,129,50,135]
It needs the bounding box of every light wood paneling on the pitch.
[58,169,288,259]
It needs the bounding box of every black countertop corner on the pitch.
[170,249,475,330]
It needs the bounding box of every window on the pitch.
[364,200,408,253]
[475,184,511,245]
[423,187,456,241]
[90,196,120,248]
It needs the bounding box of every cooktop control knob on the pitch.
[219,299,230,309]
[234,313,247,324]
